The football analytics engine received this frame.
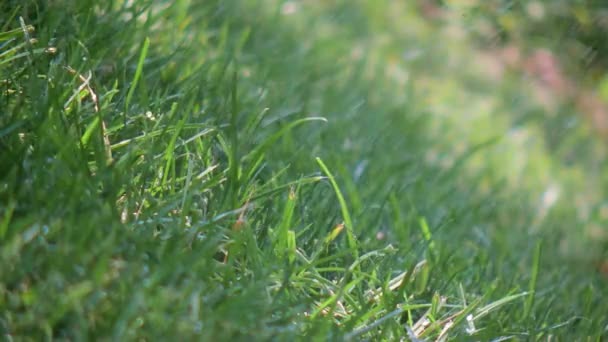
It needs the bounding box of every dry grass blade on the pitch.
[63,65,113,165]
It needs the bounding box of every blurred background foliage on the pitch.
[457,0,608,77]
[404,0,608,262]
[412,0,608,246]
[428,0,608,128]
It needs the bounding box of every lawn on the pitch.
[1,0,606,340]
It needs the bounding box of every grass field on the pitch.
[1,1,607,340]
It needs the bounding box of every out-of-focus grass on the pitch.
[1,0,606,340]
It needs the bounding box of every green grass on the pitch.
[1,0,607,340]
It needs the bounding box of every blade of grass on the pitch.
[345,306,405,340]
[125,37,150,116]
[419,217,438,263]
[523,240,542,320]
[161,102,182,191]
[474,291,529,321]
[0,199,15,239]
[310,274,365,320]
[316,157,359,260]
[229,66,239,208]
[275,186,298,262]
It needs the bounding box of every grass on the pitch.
[1,0,607,340]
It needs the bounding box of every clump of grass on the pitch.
[1,0,606,340]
